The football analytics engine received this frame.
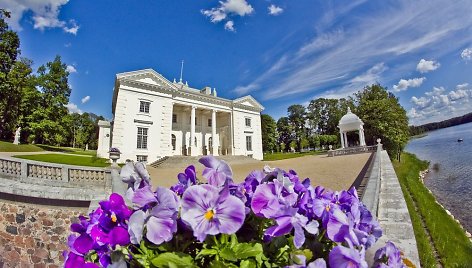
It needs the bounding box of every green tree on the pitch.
[29,55,71,145]
[276,117,292,152]
[287,104,306,152]
[0,9,22,139]
[261,114,277,152]
[354,84,409,160]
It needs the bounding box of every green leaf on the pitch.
[240,259,257,268]
[151,252,196,268]
[209,260,238,268]
[233,242,263,259]
[219,246,238,261]
[196,248,218,260]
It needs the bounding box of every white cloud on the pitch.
[268,5,284,16]
[234,0,472,100]
[224,20,235,32]
[409,84,472,124]
[461,48,472,61]
[456,83,469,90]
[416,59,440,73]
[64,43,72,48]
[66,65,77,73]
[65,103,82,114]
[2,0,79,34]
[202,0,253,30]
[81,95,91,104]
[393,77,426,92]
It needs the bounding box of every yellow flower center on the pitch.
[326,204,331,212]
[204,209,215,220]
[111,214,117,223]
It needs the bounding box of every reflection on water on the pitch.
[406,122,472,232]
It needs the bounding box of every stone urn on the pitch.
[108,148,121,167]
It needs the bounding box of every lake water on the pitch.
[406,122,472,232]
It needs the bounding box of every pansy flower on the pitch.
[199,156,233,187]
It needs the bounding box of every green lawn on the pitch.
[0,140,44,152]
[263,150,326,161]
[14,154,109,167]
[393,152,472,267]
[36,144,97,156]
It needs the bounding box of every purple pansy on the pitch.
[199,156,233,187]
[171,165,197,195]
[251,178,298,218]
[181,184,245,242]
[373,241,405,268]
[128,186,179,245]
[265,206,320,248]
[329,244,368,268]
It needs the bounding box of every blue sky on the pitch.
[2,0,472,125]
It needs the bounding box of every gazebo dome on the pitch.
[339,107,362,125]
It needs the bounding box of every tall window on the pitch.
[208,118,212,127]
[139,101,150,113]
[137,127,148,149]
[172,114,177,123]
[246,136,252,151]
[137,155,148,162]
[171,134,176,150]
[208,137,213,148]
[245,118,251,127]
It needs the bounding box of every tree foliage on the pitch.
[261,114,277,152]
[276,117,292,152]
[287,104,306,151]
[0,11,104,149]
[354,84,409,159]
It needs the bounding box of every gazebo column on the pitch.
[211,109,218,156]
[340,131,345,148]
[343,132,348,148]
[359,127,366,146]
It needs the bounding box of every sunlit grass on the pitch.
[14,154,109,167]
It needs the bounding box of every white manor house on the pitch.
[97,69,264,163]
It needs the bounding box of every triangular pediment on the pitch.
[116,69,177,89]
[233,95,264,110]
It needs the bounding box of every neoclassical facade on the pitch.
[97,69,264,163]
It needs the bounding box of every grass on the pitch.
[263,150,326,161]
[0,140,44,152]
[36,144,97,156]
[393,152,472,267]
[14,154,110,167]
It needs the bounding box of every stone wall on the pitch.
[0,199,87,267]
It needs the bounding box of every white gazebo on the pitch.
[338,107,366,148]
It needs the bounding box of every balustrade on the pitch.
[0,158,22,176]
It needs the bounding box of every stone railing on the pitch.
[328,145,377,157]
[0,156,111,201]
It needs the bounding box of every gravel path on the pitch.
[148,153,372,191]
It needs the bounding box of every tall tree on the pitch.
[276,117,292,152]
[287,104,306,151]
[28,55,71,145]
[354,84,409,160]
[0,9,22,139]
[261,114,277,152]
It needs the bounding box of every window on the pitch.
[171,134,176,150]
[208,118,212,127]
[245,118,251,127]
[189,117,198,125]
[139,101,150,113]
[188,137,197,146]
[137,127,148,149]
[172,114,177,123]
[246,136,252,151]
[208,137,213,147]
[137,155,148,162]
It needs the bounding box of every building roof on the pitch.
[339,107,363,126]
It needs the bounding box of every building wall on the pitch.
[232,109,263,160]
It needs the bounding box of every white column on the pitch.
[212,109,218,156]
[190,106,197,156]
[340,131,345,148]
[230,111,234,155]
[360,128,366,146]
[343,132,348,148]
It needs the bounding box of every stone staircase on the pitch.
[149,156,169,168]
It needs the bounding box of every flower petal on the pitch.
[146,216,176,245]
[128,210,146,244]
[132,185,156,208]
[109,226,131,246]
